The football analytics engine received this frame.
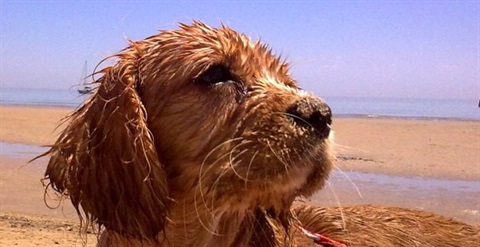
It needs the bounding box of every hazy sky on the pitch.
[1,1,478,100]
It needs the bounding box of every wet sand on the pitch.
[0,105,479,246]
[332,117,480,181]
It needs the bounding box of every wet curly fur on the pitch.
[43,22,478,246]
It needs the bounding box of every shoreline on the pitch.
[0,103,79,110]
[334,113,479,122]
[1,103,479,122]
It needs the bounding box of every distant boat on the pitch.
[77,87,92,95]
[78,61,93,95]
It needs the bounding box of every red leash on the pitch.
[299,226,348,247]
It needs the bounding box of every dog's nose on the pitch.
[286,98,332,138]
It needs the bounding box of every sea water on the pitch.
[324,96,479,120]
[0,87,479,120]
[0,88,88,108]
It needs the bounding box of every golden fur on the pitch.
[43,22,478,246]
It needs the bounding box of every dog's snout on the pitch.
[286,98,332,138]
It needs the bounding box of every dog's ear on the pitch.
[43,47,169,238]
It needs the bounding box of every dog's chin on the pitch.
[274,137,333,196]
[213,133,333,212]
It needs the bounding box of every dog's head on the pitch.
[44,22,333,239]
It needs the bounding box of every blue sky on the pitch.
[1,1,478,100]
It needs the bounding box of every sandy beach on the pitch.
[1,105,479,246]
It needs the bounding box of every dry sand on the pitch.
[0,105,479,246]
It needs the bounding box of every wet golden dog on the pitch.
[43,22,478,246]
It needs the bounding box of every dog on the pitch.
[43,22,479,246]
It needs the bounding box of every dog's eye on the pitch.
[196,65,236,86]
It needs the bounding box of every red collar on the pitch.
[299,226,348,247]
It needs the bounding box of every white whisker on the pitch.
[266,140,291,175]
[244,150,259,189]
[228,142,251,181]
[195,137,245,235]
[325,180,346,229]
[333,166,362,198]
